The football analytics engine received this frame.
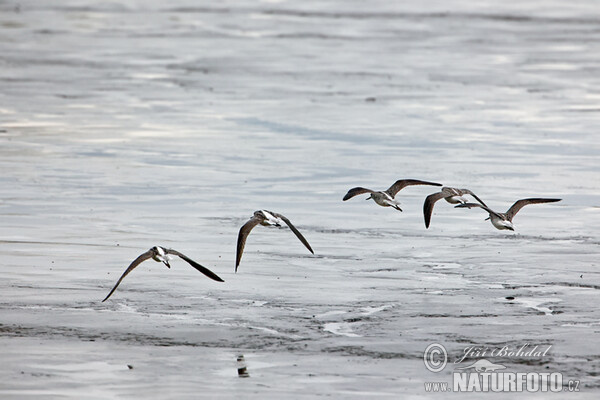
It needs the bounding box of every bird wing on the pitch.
[102,249,154,302]
[441,187,462,197]
[342,187,375,201]
[236,216,262,272]
[385,179,442,197]
[505,198,561,221]
[455,202,504,219]
[423,191,447,228]
[461,189,488,207]
[165,249,224,282]
[271,212,314,254]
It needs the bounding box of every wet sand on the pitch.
[1,0,599,398]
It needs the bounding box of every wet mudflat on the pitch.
[1,0,599,398]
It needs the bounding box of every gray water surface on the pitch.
[1,1,599,398]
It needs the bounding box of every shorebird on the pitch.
[236,210,314,272]
[102,246,224,302]
[423,187,487,228]
[342,179,442,211]
[455,198,561,231]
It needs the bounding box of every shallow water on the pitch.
[1,0,600,398]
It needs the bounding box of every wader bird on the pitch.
[236,210,314,272]
[102,246,223,301]
[343,179,442,211]
[423,187,487,228]
[455,198,561,231]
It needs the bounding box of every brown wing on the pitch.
[505,198,561,221]
[236,216,262,272]
[102,249,154,302]
[423,191,447,229]
[455,203,505,220]
[385,179,442,197]
[441,187,462,197]
[459,189,488,207]
[165,249,224,282]
[342,187,375,201]
[270,212,314,254]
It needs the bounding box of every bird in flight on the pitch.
[102,246,224,302]
[423,187,487,228]
[455,198,561,231]
[236,210,314,272]
[343,179,442,211]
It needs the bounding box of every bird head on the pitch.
[151,246,171,268]
[503,221,515,231]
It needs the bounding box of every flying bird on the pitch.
[455,198,561,231]
[102,246,224,302]
[343,179,442,211]
[423,187,487,228]
[236,210,314,272]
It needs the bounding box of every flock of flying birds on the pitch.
[102,179,561,302]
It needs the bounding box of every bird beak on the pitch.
[508,227,514,231]
[485,217,490,221]
[365,195,372,200]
